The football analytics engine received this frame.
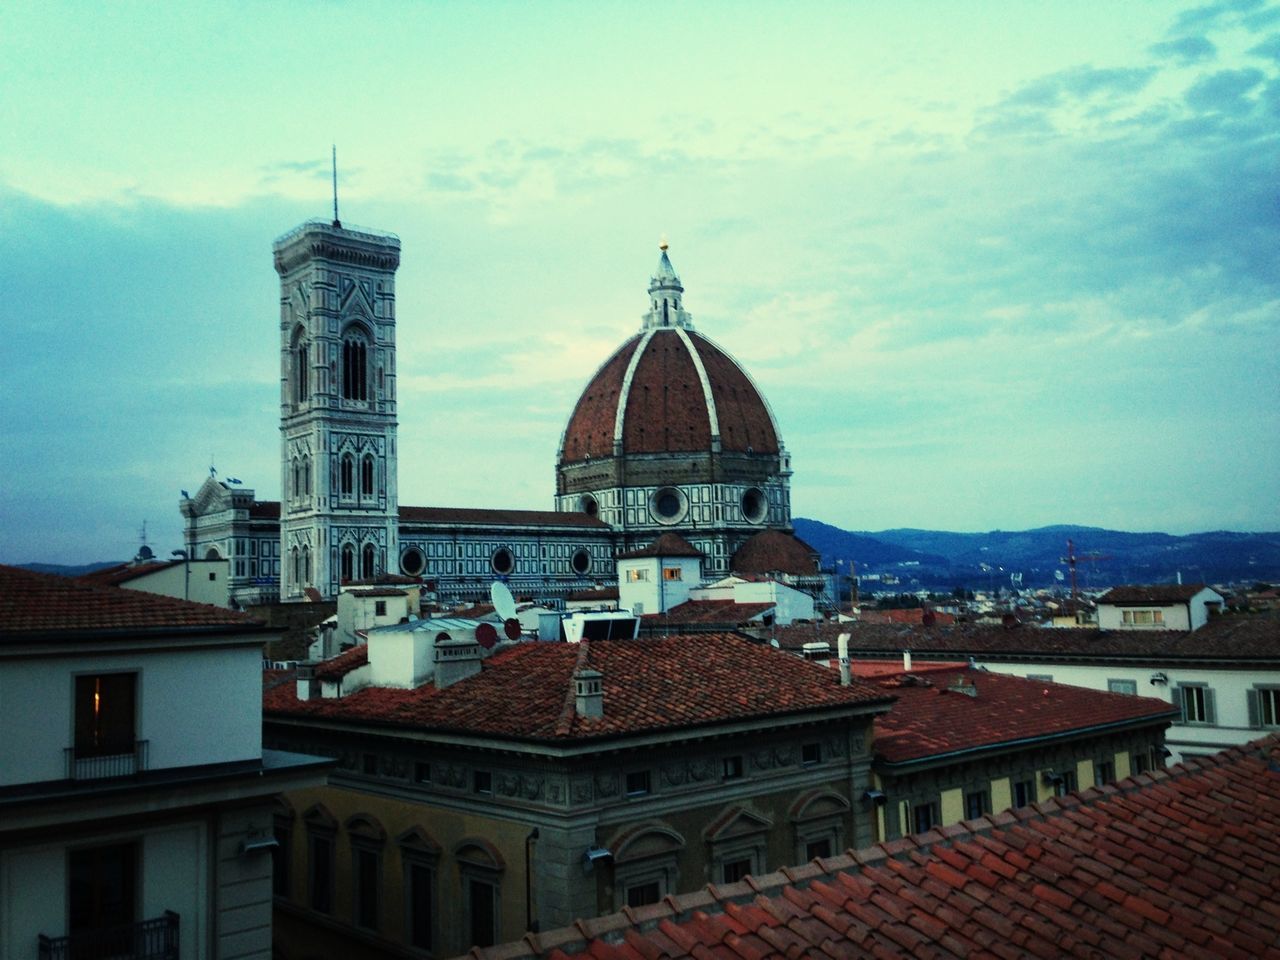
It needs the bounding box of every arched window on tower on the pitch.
[291,547,300,586]
[291,327,310,404]
[291,458,300,501]
[341,545,355,583]
[361,455,375,497]
[302,456,311,499]
[362,544,376,580]
[342,331,369,402]
[341,454,355,496]
[302,546,312,585]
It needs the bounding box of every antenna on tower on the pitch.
[331,145,341,228]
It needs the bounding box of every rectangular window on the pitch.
[414,761,432,784]
[1176,684,1216,724]
[723,756,744,780]
[662,567,682,581]
[626,569,649,582]
[69,842,137,936]
[1055,770,1077,797]
[308,833,335,914]
[801,742,822,766]
[1132,751,1150,774]
[721,857,752,884]
[354,847,380,931]
[1251,687,1280,728]
[473,771,492,795]
[1107,679,1138,695]
[625,770,651,797]
[375,600,387,616]
[964,789,989,820]
[406,861,435,950]
[468,878,497,949]
[626,881,661,907]
[1095,759,1115,785]
[912,800,940,833]
[805,838,833,861]
[1013,779,1035,808]
[1026,674,1053,683]
[74,673,137,758]
[272,824,291,898]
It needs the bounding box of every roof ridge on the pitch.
[552,641,592,737]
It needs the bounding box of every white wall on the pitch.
[1097,603,1191,631]
[126,561,229,607]
[618,556,700,614]
[368,626,435,689]
[337,591,410,646]
[0,644,261,787]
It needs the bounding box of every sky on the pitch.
[2,0,1278,565]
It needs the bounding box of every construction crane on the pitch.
[1060,539,1109,610]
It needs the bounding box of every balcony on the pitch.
[64,741,149,781]
[38,911,178,960]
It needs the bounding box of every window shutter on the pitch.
[1170,685,1184,721]
[1247,689,1260,728]
[1204,687,1217,725]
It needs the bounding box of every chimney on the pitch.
[837,632,851,687]
[947,676,978,697]
[902,650,912,672]
[295,662,318,701]
[434,637,483,690]
[574,668,604,718]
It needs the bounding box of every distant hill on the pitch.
[793,520,1280,588]
[16,561,124,578]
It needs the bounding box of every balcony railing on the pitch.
[38,910,178,960]
[64,740,149,781]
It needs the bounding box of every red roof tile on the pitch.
[0,564,264,637]
[76,560,183,587]
[313,644,369,681]
[566,587,620,602]
[859,608,957,626]
[476,736,1280,959]
[265,634,892,741]
[247,499,280,519]
[870,667,1177,765]
[641,599,775,626]
[399,505,609,529]
[618,533,703,559]
[731,531,819,577]
[1098,584,1211,604]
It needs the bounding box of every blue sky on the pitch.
[2,0,1278,564]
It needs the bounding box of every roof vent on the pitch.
[947,676,978,697]
[574,668,604,718]
[434,637,483,690]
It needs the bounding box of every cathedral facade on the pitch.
[181,219,814,607]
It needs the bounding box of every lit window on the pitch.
[662,567,682,581]
[626,568,649,582]
[73,673,136,760]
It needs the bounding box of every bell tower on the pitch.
[275,219,401,599]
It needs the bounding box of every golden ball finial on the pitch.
[659,234,669,251]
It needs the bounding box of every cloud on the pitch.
[1247,32,1280,60]
[1149,35,1219,63]
[1184,67,1267,111]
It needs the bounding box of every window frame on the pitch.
[625,769,651,797]
[1249,685,1280,729]
[73,671,138,760]
[1173,683,1216,725]
[1107,678,1138,696]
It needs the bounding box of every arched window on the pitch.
[291,458,300,500]
[361,455,375,497]
[341,454,355,496]
[302,456,311,498]
[362,544,376,580]
[291,327,309,404]
[291,547,300,585]
[342,332,369,401]
[341,545,355,583]
[303,546,312,585]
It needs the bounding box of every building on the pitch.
[774,614,1280,762]
[78,554,231,607]
[1096,582,1224,631]
[0,565,329,960]
[181,222,818,607]
[475,735,1280,958]
[262,633,893,956]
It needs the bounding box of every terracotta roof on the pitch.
[771,613,1280,662]
[247,499,280,519]
[343,587,409,598]
[264,634,893,742]
[76,560,182,587]
[565,587,620,602]
[398,505,610,529]
[641,599,775,626]
[732,530,820,576]
[313,644,369,681]
[0,564,263,638]
[859,608,957,626]
[343,573,421,586]
[618,533,703,559]
[559,329,779,465]
[1098,583,1211,604]
[871,666,1176,765]
[483,736,1280,959]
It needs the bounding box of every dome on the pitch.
[731,530,820,577]
[559,328,780,463]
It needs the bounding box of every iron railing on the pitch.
[38,910,178,960]
[64,740,149,781]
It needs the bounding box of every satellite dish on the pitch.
[503,618,522,641]
[475,622,498,650]
[491,581,518,621]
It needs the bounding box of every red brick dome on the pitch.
[559,328,780,464]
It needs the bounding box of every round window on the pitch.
[580,494,599,518]
[491,548,515,575]
[400,547,425,577]
[741,487,768,524]
[571,548,592,575]
[650,487,686,525]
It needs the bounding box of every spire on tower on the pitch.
[642,238,691,330]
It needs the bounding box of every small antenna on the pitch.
[331,145,341,228]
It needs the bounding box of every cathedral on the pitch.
[180,218,820,606]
